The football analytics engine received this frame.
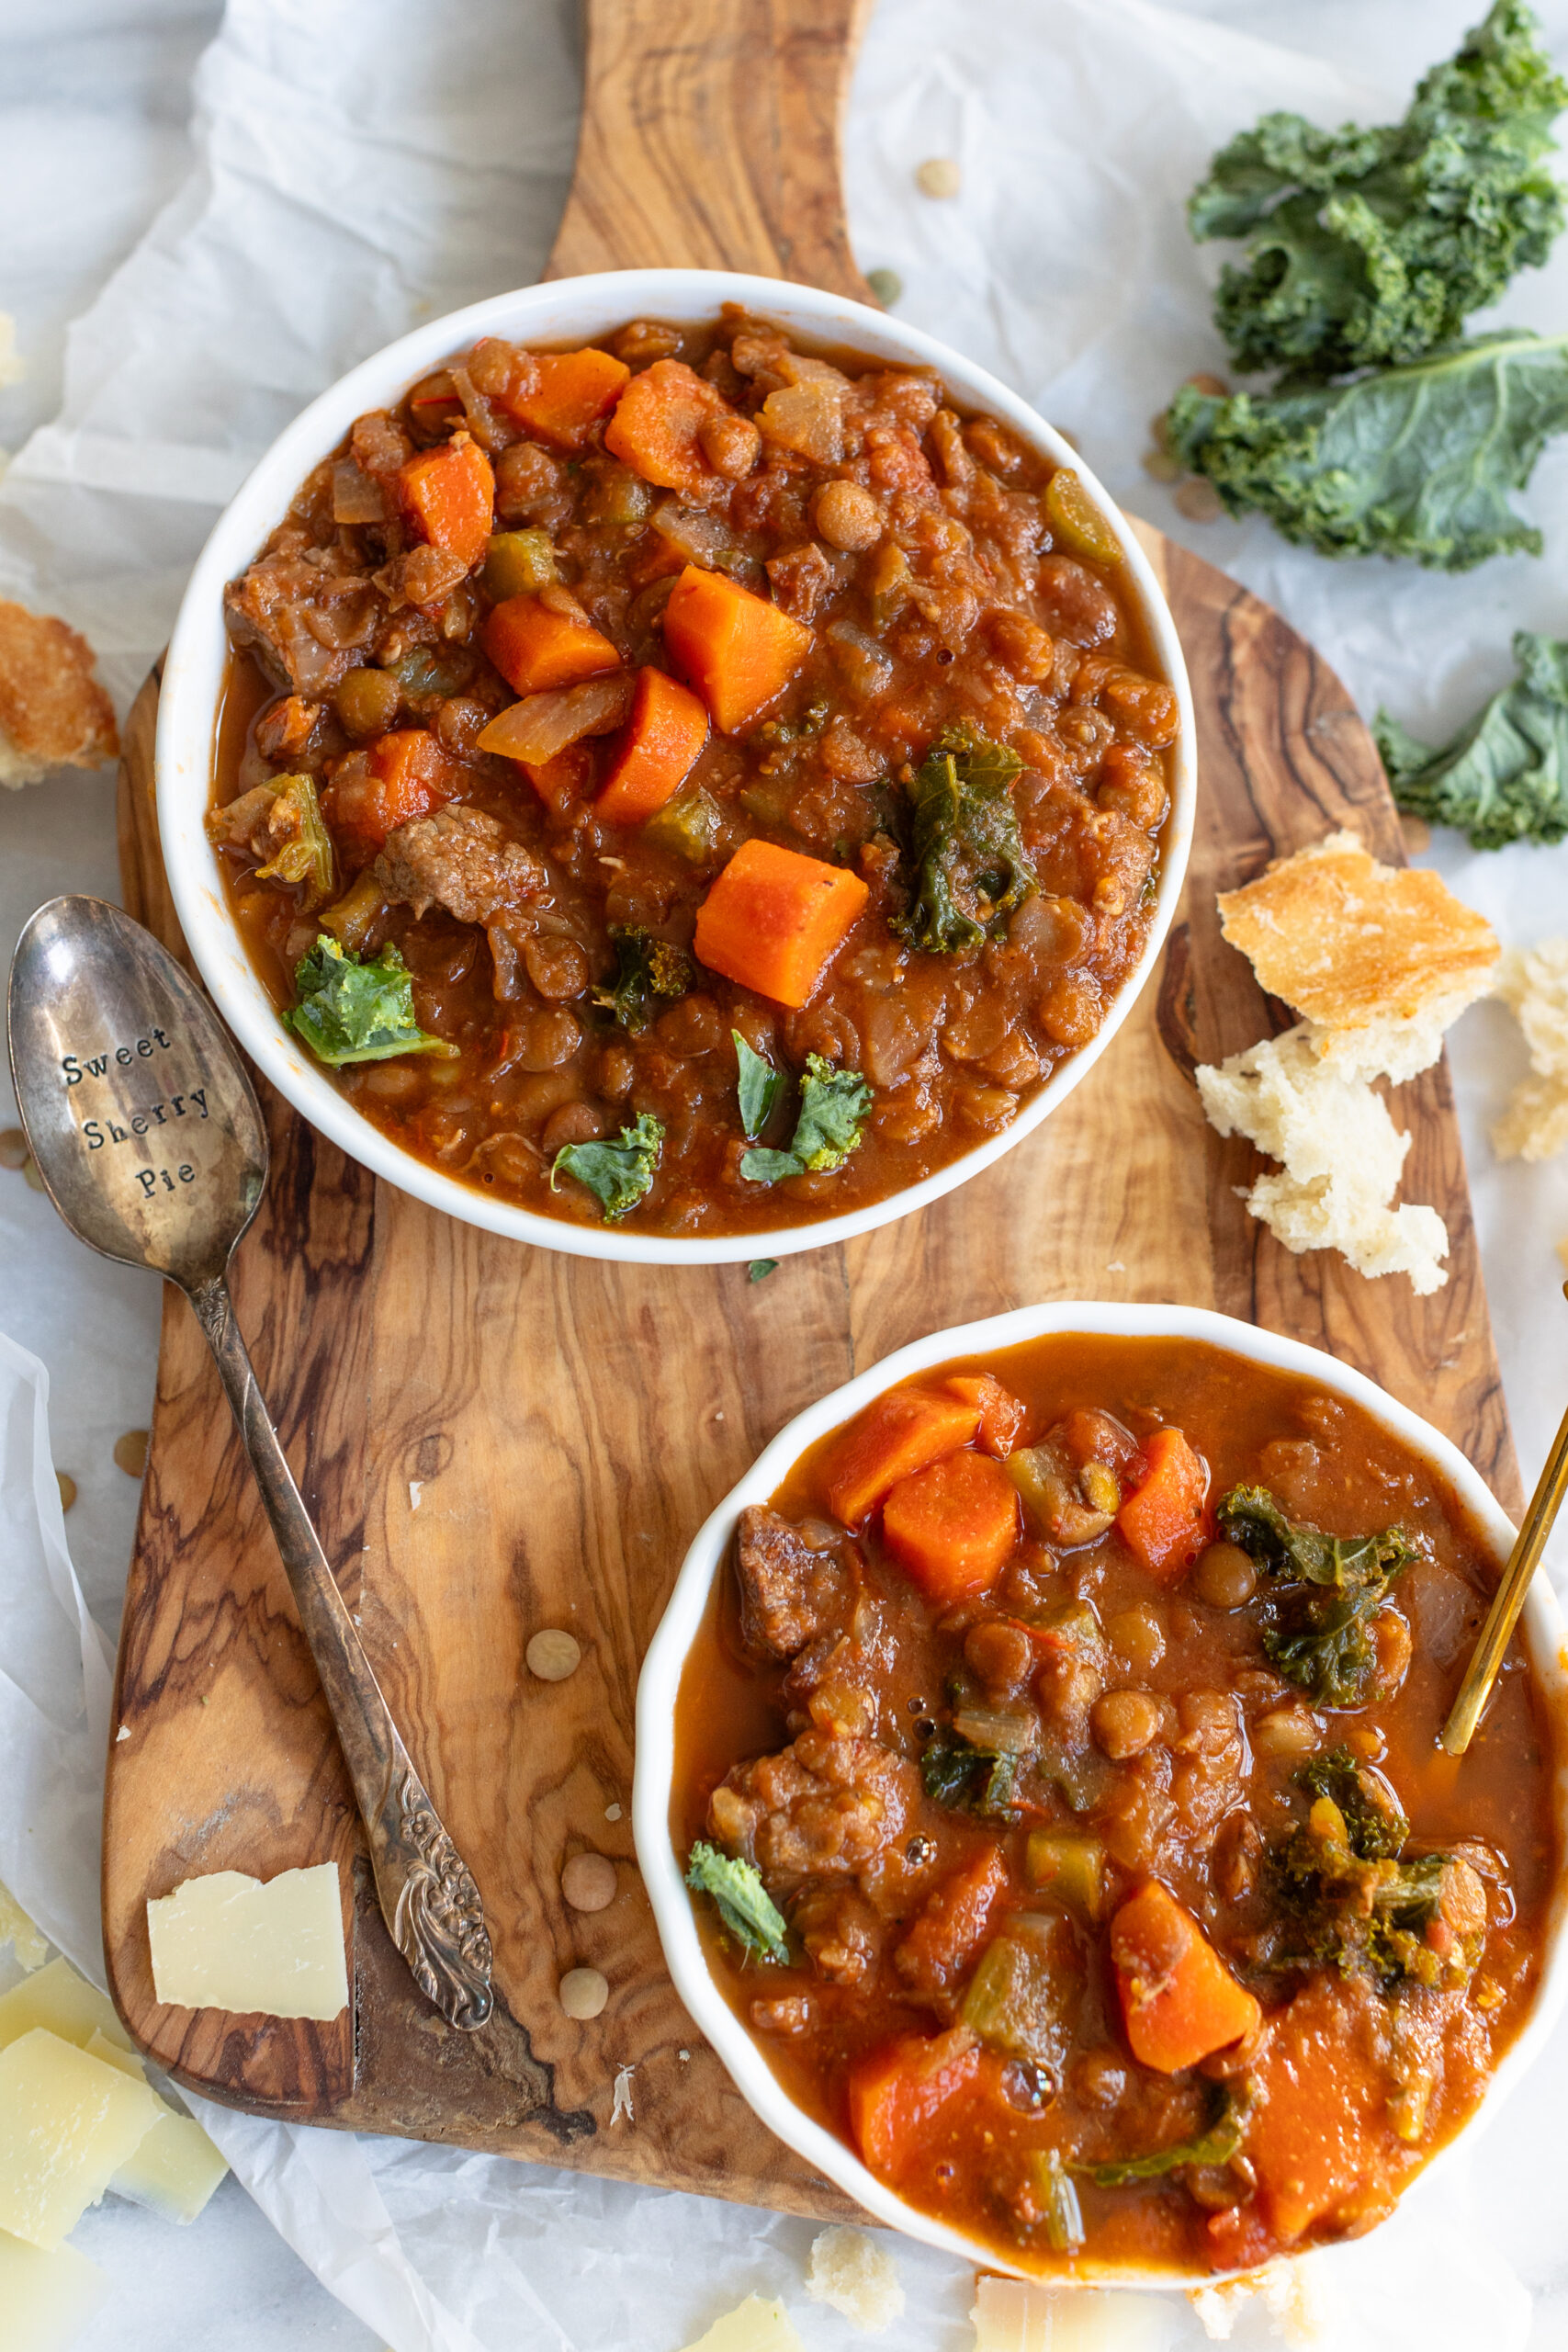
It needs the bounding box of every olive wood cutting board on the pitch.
[102,0,1519,2224]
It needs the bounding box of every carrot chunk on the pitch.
[1111,1881,1261,2074]
[823,1388,981,1527]
[1242,1975,1404,2245]
[322,729,463,854]
[943,1374,1026,1458]
[661,564,815,735]
[604,360,734,498]
[847,2027,981,2184]
[1116,1426,1210,1581]
[503,346,630,451]
[895,1851,1010,2008]
[596,665,709,826]
[883,1450,1020,1603]
[693,839,868,1008]
[396,435,494,572]
[482,595,621,696]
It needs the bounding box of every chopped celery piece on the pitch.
[254,774,334,910]
[484,529,557,599]
[1031,2149,1084,2253]
[959,1917,1079,2076]
[644,784,723,863]
[1024,1832,1105,1923]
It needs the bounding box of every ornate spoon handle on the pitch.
[188,1272,493,2029]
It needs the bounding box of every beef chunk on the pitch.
[373,807,547,926]
[734,1506,850,1660]
[707,1731,916,1895]
[224,545,380,697]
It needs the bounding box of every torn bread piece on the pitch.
[1493,937,1568,1162]
[1217,829,1498,1082]
[806,2226,905,2331]
[1198,1028,1450,1294]
[0,597,119,788]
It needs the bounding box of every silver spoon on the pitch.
[6,894,492,2031]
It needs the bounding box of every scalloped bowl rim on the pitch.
[155,268,1197,1265]
[633,1300,1568,2288]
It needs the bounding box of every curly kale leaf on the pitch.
[1217,1485,1415,1707]
[920,1728,1021,1819]
[1072,2091,1243,2188]
[1189,1,1568,376]
[1376,629,1568,846]
[593,925,695,1033]
[892,721,1035,955]
[1273,1772,1468,1989]
[550,1111,663,1223]
[740,1055,872,1185]
[287,938,453,1068]
[1166,332,1568,570]
[685,1841,790,1964]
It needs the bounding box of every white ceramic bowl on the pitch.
[634,1300,1568,2286]
[156,268,1197,1266]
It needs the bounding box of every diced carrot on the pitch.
[482,595,621,696]
[824,1387,981,1527]
[943,1374,1026,1459]
[322,729,463,854]
[503,346,630,451]
[1116,1426,1210,1582]
[397,434,494,572]
[1111,1881,1261,2074]
[847,2027,981,2184]
[883,1450,1020,1604]
[1241,1975,1402,2245]
[693,838,868,1008]
[596,665,709,826]
[604,360,734,498]
[894,1851,1010,2007]
[661,564,815,734]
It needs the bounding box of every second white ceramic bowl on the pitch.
[156,269,1197,1265]
[634,1300,1568,2286]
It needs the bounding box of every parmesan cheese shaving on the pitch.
[0,1879,49,1973]
[146,1863,348,2020]
[0,2028,162,2250]
[0,2229,112,2352]
[676,2294,807,2352]
[0,1956,134,2056]
[970,2275,1171,2350]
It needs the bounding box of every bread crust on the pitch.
[0,597,119,787]
[1216,829,1497,1032]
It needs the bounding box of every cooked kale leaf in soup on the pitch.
[672,1333,1560,2276]
[209,310,1176,1238]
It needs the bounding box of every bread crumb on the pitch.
[1493,937,1568,1161]
[0,597,119,788]
[1198,1027,1449,1294]
[677,2295,806,2352]
[0,1877,49,1971]
[806,2226,904,2332]
[1190,2259,1323,2346]
[1217,829,1497,1079]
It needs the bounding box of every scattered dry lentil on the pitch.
[113,1429,150,1477]
[526,1628,581,1681]
[561,1852,617,1913]
[558,1965,609,2020]
[915,156,961,198]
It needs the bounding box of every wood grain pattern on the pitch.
[102,0,1518,2224]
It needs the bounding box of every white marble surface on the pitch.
[4,3,1568,2346]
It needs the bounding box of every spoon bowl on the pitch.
[6,894,265,1291]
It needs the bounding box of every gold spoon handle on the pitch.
[1442,1369,1568,1757]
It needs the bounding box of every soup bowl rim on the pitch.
[154,266,1197,1265]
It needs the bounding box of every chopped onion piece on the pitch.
[479,673,634,764]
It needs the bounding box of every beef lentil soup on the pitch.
[672,1333,1560,2277]
[209,309,1178,1238]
